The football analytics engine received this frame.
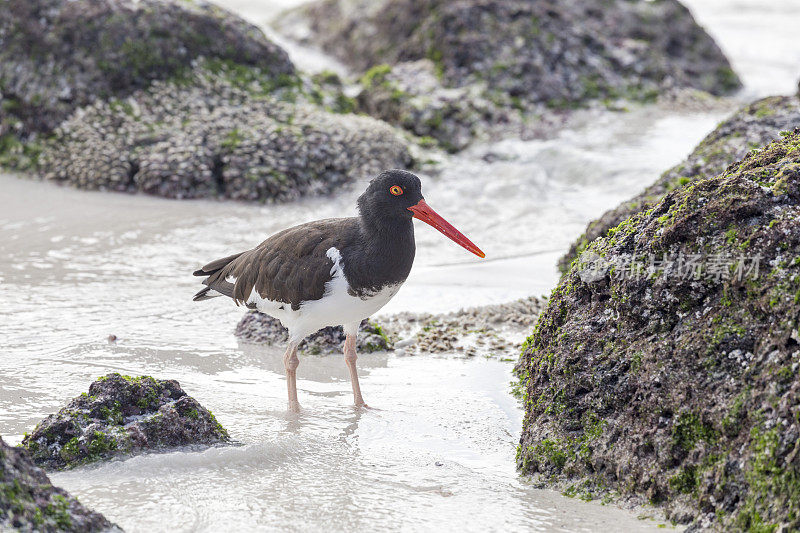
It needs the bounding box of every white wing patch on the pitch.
[326,247,342,275]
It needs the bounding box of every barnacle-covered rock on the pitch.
[380,296,545,358]
[34,61,412,201]
[21,373,229,470]
[516,130,800,530]
[235,295,545,359]
[561,95,800,271]
[355,60,519,153]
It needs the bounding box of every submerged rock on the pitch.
[235,313,392,354]
[0,0,293,136]
[235,295,544,359]
[32,60,411,200]
[22,373,229,470]
[561,95,800,271]
[279,0,740,149]
[0,436,116,531]
[381,296,545,358]
[516,131,800,529]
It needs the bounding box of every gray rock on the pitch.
[0,0,294,137]
[278,0,741,149]
[560,94,800,271]
[356,60,517,153]
[0,0,413,202]
[32,61,412,200]
[516,130,800,529]
[235,313,391,354]
[21,373,229,470]
[1,436,117,531]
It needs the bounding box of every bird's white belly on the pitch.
[247,247,402,342]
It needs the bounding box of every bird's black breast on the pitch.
[339,219,416,299]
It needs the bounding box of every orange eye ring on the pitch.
[389,185,403,196]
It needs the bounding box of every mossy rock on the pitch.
[0,0,295,138]
[355,59,510,153]
[1,437,116,531]
[21,373,229,470]
[275,0,740,151]
[516,130,800,529]
[282,0,739,110]
[560,95,800,272]
[22,60,411,201]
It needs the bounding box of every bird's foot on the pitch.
[288,400,301,413]
[354,398,370,409]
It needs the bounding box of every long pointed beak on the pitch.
[408,199,485,258]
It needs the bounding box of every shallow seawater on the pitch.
[2,0,800,531]
[45,355,663,532]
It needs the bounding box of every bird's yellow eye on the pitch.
[389,185,403,196]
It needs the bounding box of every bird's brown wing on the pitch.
[193,218,357,310]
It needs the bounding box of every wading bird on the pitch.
[192,170,484,411]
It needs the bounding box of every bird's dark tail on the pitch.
[193,252,244,278]
[192,252,244,302]
[192,286,218,302]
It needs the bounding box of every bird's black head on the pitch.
[357,169,485,258]
[357,169,423,223]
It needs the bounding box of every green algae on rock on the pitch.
[278,0,741,149]
[287,0,740,100]
[1,436,117,531]
[516,130,800,529]
[22,373,229,471]
[560,95,800,272]
[355,60,521,153]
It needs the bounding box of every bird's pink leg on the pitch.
[344,334,367,407]
[283,341,300,412]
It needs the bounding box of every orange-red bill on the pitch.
[408,199,485,258]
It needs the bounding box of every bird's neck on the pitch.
[362,211,413,238]
[360,215,415,262]
[341,215,416,292]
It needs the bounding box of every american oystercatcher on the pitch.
[192,169,484,410]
